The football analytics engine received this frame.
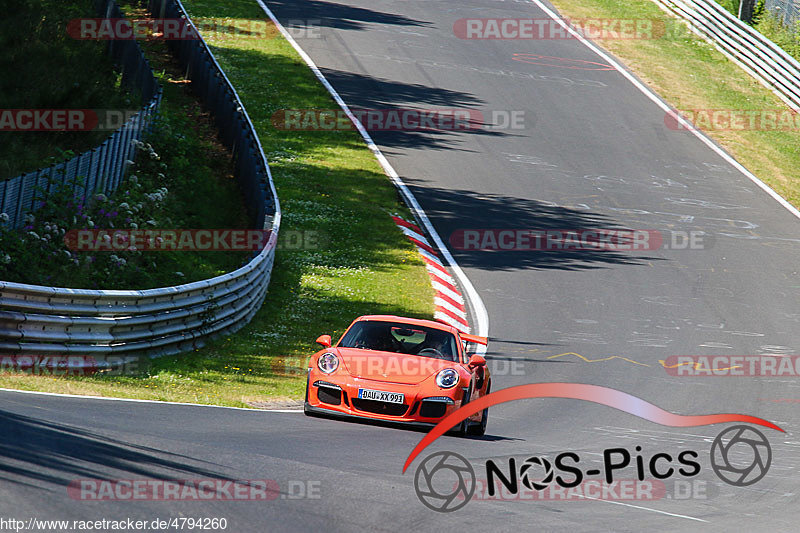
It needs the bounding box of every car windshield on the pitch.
[338,321,459,362]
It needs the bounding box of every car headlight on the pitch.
[436,368,459,389]
[318,352,339,374]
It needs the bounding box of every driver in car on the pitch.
[415,333,453,360]
[357,326,397,352]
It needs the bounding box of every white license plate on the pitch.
[358,389,404,404]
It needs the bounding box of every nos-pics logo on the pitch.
[413,425,772,512]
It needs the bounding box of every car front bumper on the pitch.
[305,373,466,425]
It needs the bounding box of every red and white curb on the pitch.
[392,216,470,333]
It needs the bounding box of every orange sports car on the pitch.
[304,315,490,435]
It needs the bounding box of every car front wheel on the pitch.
[467,380,490,436]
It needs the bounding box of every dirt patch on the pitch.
[248,399,304,410]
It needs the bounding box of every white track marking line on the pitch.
[516,0,794,524]
[255,0,489,354]
[527,0,800,221]
[0,387,301,412]
[575,493,708,523]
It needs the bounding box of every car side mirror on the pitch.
[468,354,486,367]
[315,334,332,348]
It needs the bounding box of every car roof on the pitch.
[355,315,459,335]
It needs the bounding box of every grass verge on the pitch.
[548,0,800,208]
[0,0,434,406]
[753,10,800,60]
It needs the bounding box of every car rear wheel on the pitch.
[450,383,473,437]
[467,380,490,436]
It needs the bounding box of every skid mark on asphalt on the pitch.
[546,352,650,367]
[698,342,734,349]
[657,360,742,372]
[350,52,609,87]
[502,152,558,166]
[512,53,616,71]
[534,352,747,372]
[536,352,765,373]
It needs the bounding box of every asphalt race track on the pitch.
[3,0,800,531]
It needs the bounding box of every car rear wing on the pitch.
[460,333,488,346]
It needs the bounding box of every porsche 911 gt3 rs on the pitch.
[304,315,490,436]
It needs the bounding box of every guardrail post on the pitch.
[740,0,757,22]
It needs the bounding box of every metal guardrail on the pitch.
[653,0,800,110]
[148,0,275,224]
[0,0,162,230]
[0,0,280,363]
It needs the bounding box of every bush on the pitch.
[0,0,133,179]
[0,137,172,288]
[0,112,251,289]
[752,5,800,58]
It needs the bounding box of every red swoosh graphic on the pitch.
[402,383,783,473]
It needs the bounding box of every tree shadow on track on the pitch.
[0,410,236,490]
[406,185,664,272]
[315,68,484,109]
[318,68,520,152]
[263,0,433,31]
[214,45,516,152]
